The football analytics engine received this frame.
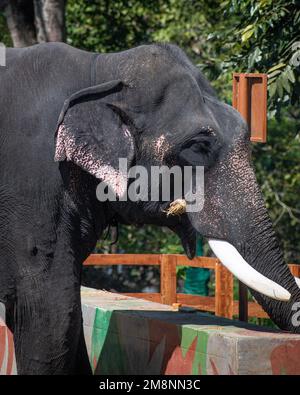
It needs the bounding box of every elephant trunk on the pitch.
[188,139,300,331]
[212,189,300,331]
[234,206,300,331]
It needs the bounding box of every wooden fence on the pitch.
[84,254,300,321]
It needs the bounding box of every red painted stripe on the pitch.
[0,327,5,372]
[6,328,14,375]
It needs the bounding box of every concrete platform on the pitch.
[2,288,300,374]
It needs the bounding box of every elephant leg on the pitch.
[74,323,92,375]
[13,269,90,375]
[4,301,14,334]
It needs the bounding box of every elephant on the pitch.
[0,42,299,375]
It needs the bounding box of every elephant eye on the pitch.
[178,135,219,167]
[189,140,211,154]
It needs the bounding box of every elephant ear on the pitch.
[54,80,134,198]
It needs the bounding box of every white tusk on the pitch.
[294,277,300,288]
[208,239,291,302]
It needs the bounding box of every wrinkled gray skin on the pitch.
[0,43,299,375]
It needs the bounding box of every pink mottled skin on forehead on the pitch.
[191,134,264,238]
[153,135,170,162]
[55,124,127,197]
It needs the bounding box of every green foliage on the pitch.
[82,224,184,293]
[0,12,12,46]
[66,0,166,52]
[95,224,184,255]
[253,115,300,263]
[220,0,300,112]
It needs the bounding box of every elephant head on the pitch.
[55,44,300,332]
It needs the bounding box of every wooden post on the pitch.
[237,74,250,126]
[233,73,267,142]
[288,264,300,278]
[215,261,234,318]
[160,255,177,305]
[238,281,248,322]
[232,72,268,321]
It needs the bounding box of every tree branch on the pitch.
[263,181,300,225]
[3,0,37,47]
[33,0,66,43]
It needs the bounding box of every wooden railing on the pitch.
[84,254,300,321]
